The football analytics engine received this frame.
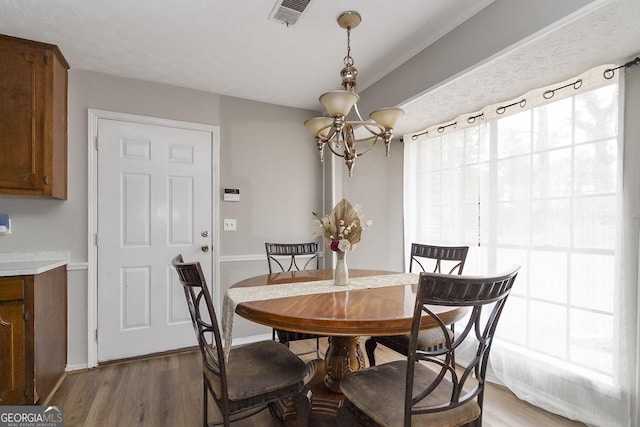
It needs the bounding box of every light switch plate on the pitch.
[223,218,237,231]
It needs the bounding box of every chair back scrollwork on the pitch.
[265,242,320,273]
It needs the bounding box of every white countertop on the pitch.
[0,259,67,276]
[0,252,68,276]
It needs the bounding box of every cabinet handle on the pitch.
[43,176,49,185]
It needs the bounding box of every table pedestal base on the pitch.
[323,336,365,393]
[273,336,366,425]
[273,359,345,426]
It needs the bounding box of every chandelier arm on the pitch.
[325,131,347,158]
[325,142,347,158]
[344,125,357,157]
[350,104,392,135]
[353,136,381,158]
[352,102,365,122]
[315,139,326,162]
[346,134,378,144]
[360,122,386,136]
[343,119,385,136]
[325,129,381,157]
[323,125,338,141]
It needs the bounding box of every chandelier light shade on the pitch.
[304,117,333,139]
[304,11,404,176]
[319,90,359,117]
[369,108,405,130]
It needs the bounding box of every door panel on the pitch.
[97,118,213,362]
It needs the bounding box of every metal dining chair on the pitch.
[265,242,323,358]
[171,254,311,427]
[365,243,469,367]
[266,242,319,273]
[337,266,520,427]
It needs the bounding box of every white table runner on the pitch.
[222,272,419,361]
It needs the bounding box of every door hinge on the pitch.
[23,311,29,321]
[95,136,99,151]
[95,329,98,343]
[43,176,49,185]
[95,233,99,247]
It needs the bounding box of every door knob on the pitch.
[201,245,209,253]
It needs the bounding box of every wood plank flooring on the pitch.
[50,339,586,426]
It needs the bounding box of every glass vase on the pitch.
[334,250,349,286]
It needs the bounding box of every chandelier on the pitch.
[304,11,404,177]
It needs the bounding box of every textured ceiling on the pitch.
[0,0,492,113]
[0,0,637,136]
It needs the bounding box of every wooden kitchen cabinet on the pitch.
[0,266,67,405]
[0,34,69,199]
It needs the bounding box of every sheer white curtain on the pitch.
[403,65,635,427]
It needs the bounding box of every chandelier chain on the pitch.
[344,27,354,67]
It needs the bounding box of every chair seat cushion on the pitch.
[340,360,480,427]
[377,327,453,355]
[205,340,307,412]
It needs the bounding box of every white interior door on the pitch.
[97,118,213,362]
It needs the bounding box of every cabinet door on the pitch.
[0,303,26,404]
[0,38,47,193]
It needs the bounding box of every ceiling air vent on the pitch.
[269,0,311,27]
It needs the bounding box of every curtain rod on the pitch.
[604,56,640,79]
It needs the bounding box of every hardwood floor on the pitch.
[50,339,585,426]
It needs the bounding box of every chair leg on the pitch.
[336,399,356,427]
[473,390,484,426]
[451,323,456,369]
[202,375,208,427]
[276,331,291,348]
[315,337,320,358]
[364,337,377,367]
[291,389,312,427]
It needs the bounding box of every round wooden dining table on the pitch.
[230,268,467,419]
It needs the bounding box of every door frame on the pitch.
[87,109,220,368]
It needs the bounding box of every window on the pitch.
[403,68,631,426]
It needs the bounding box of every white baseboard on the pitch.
[66,363,89,372]
[65,333,271,373]
[226,333,272,346]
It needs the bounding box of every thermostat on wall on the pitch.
[224,188,240,202]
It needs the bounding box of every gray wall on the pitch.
[0,70,323,367]
[335,140,405,273]
[218,96,322,256]
[218,95,323,339]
